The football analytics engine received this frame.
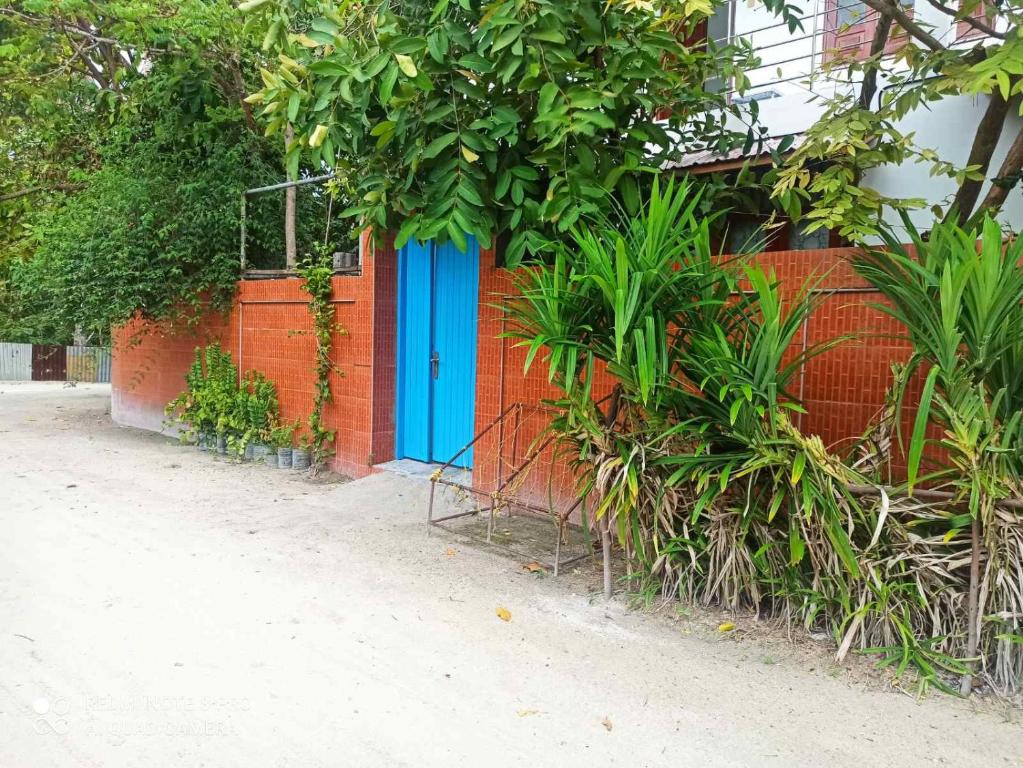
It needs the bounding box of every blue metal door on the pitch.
[395,236,479,467]
[395,238,433,463]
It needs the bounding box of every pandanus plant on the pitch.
[504,178,856,608]
[655,265,865,621]
[504,178,737,596]
[855,215,1023,694]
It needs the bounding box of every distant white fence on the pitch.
[0,342,32,380]
[0,342,111,383]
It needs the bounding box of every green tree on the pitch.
[244,0,764,265]
[0,1,333,341]
[11,61,301,342]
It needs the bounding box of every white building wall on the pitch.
[864,96,1023,233]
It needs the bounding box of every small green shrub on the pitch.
[165,344,279,456]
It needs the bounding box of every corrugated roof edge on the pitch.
[660,133,807,172]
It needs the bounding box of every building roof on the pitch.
[662,133,807,174]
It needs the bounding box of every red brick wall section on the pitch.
[471,246,615,514]
[112,314,231,435]
[113,243,918,502]
[112,237,395,479]
[368,232,398,466]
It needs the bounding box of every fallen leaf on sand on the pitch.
[496,606,512,622]
[718,621,736,633]
[601,717,613,732]
[523,562,544,573]
[445,548,457,556]
[517,709,539,717]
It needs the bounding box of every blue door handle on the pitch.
[430,350,440,379]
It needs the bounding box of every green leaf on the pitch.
[308,60,347,76]
[430,0,450,22]
[789,520,806,565]
[427,33,447,63]
[310,17,340,36]
[790,452,806,485]
[728,399,742,425]
[365,53,390,78]
[446,220,467,252]
[495,170,512,199]
[491,26,522,52]
[530,28,566,44]
[395,54,418,78]
[379,65,399,103]
[422,132,458,159]
[907,366,940,493]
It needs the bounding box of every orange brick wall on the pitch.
[113,243,913,498]
[112,233,399,478]
[469,247,915,511]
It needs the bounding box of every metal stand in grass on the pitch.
[426,402,593,577]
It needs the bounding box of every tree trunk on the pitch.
[284,124,298,270]
[601,514,613,600]
[960,515,982,696]
[948,93,1010,226]
[230,56,258,133]
[857,13,894,110]
[972,124,1023,221]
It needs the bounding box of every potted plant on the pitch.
[164,347,212,448]
[262,439,279,468]
[271,421,295,469]
[244,372,278,462]
[251,439,272,462]
[164,346,284,466]
[291,433,312,470]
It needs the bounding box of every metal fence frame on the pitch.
[0,342,111,382]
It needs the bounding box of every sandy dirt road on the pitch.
[0,382,1020,767]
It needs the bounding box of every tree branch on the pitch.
[0,10,123,47]
[973,124,1023,220]
[925,0,1006,40]
[858,13,895,110]
[858,0,947,51]
[947,91,1010,225]
[0,183,85,203]
[228,56,259,133]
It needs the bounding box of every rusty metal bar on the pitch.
[434,402,519,474]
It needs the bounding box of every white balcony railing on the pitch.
[721,0,999,102]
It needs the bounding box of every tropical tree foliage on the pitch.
[0,0,252,235]
[12,64,291,342]
[0,0,338,341]
[769,0,1023,239]
[505,180,868,631]
[244,0,767,265]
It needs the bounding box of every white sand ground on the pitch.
[1,381,1020,767]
